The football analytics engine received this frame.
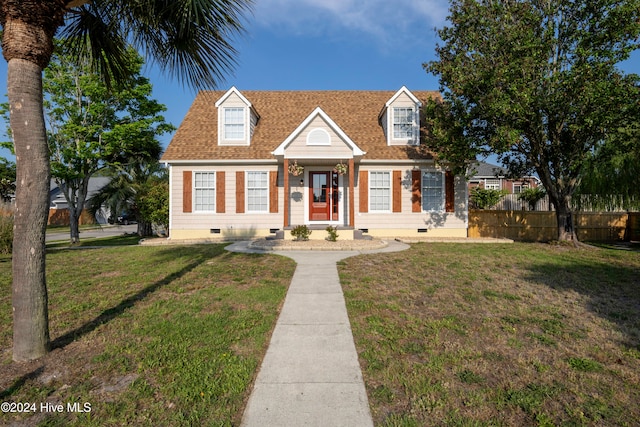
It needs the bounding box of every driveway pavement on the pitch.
[226,240,409,427]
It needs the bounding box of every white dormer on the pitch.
[215,87,259,146]
[379,86,421,146]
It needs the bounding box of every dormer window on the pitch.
[382,86,421,146]
[224,107,245,140]
[393,107,414,139]
[215,87,258,146]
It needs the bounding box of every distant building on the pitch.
[468,161,540,194]
[49,177,111,225]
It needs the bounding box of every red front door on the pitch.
[309,171,339,221]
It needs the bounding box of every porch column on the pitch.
[348,158,355,227]
[283,159,289,228]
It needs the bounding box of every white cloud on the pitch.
[252,0,449,46]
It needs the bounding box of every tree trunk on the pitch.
[2,0,66,361]
[8,58,51,361]
[554,195,577,242]
[138,220,153,237]
[69,205,81,244]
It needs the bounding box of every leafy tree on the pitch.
[470,187,507,210]
[44,46,172,244]
[424,0,640,241]
[0,157,15,202]
[0,0,252,361]
[575,107,640,211]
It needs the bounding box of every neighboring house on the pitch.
[468,161,540,194]
[161,86,469,240]
[49,176,111,225]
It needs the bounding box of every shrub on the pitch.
[470,187,508,209]
[290,225,312,241]
[0,202,14,254]
[325,225,339,242]
[518,187,546,211]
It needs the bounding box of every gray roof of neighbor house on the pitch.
[161,90,441,162]
[49,177,111,208]
[470,161,506,179]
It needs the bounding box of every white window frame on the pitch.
[422,171,444,212]
[223,107,245,140]
[484,179,501,190]
[194,171,216,212]
[369,171,391,212]
[246,171,269,213]
[392,107,414,140]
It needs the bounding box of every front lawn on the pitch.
[0,243,296,426]
[340,242,640,426]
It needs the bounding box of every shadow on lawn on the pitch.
[50,244,229,350]
[523,257,640,350]
[1,245,240,400]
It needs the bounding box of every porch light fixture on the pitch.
[300,178,304,186]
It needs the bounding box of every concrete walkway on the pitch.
[226,240,409,427]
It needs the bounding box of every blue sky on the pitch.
[1,0,638,162]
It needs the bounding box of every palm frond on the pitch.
[62,0,253,90]
[59,2,132,87]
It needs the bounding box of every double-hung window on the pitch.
[422,171,444,212]
[370,171,391,211]
[194,172,216,211]
[247,171,268,212]
[393,107,414,139]
[224,107,245,140]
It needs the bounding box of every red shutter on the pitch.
[269,170,278,213]
[216,171,225,213]
[411,170,421,212]
[393,170,402,213]
[359,170,368,213]
[236,171,245,213]
[445,171,455,213]
[183,171,192,213]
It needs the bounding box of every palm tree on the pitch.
[88,162,168,238]
[0,0,253,361]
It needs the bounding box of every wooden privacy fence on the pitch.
[469,210,632,241]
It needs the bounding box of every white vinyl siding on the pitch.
[370,171,391,212]
[247,171,268,212]
[422,171,444,212]
[194,172,216,211]
[393,107,414,139]
[224,107,245,140]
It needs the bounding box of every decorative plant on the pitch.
[288,160,304,176]
[290,224,312,241]
[325,225,339,242]
[333,161,348,175]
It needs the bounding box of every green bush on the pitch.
[470,187,508,209]
[518,187,546,211]
[325,225,339,242]
[0,202,14,254]
[290,225,312,241]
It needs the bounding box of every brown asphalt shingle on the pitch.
[161,90,440,162]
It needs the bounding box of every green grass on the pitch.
[0,243,296,426]
[340,242,640,426]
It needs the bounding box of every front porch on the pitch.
[282,158,356,231]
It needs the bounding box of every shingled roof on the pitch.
[161,90,440,162]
